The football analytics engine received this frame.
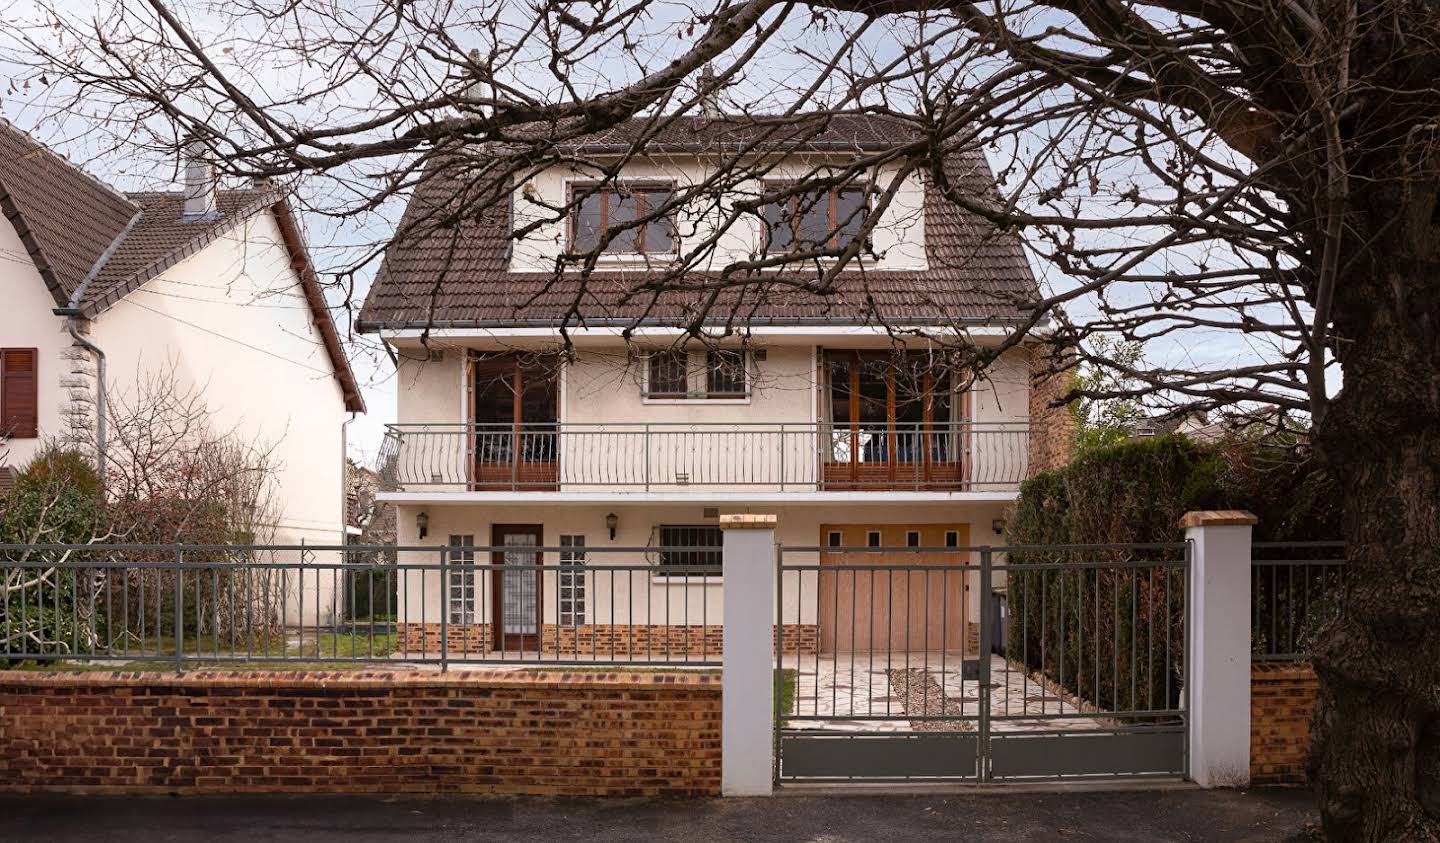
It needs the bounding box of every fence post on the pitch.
[721,513,777,797]
[1183,509,1257,787]
[173,548,184,673]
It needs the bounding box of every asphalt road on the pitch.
[2,787,1318,842]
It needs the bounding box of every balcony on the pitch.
[378,422,1030,494]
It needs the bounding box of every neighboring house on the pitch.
[0,118,365,549]
[360,115,1072,657]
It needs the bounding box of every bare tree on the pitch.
[7,1,1440,834]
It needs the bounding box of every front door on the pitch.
[492,524,542,651]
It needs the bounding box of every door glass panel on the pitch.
[501,532,539,636]
[856,356,889,464]
[517,361,557,461]
[827,356,853,461]
[473,359,516,463]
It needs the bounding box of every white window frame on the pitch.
[558,534,587,626]
[447,534,477,624]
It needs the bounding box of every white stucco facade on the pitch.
[1,209,353,547]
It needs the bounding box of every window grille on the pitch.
[706,350,747,396]
[657,525,723,575]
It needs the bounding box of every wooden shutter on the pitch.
[1,348,39,439]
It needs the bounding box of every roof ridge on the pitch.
[0,116,140,213]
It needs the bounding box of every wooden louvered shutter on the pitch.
[1,348,39,439]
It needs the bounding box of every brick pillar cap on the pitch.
[719,513,777,530]
[1179,510,1258,529]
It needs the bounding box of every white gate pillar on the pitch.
[1184,509,1257,788]
[720,513,777,796]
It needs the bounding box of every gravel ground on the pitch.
[887,667,976,731]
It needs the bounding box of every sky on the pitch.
[0,0,1312,465]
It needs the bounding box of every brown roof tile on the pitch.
[359,115,1039,330]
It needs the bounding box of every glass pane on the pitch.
[501,532,539,635]
[648,351,688,396]
[574,192,603,252]
[834,188,865,248]
[607,190,639,253]
[856,356,889,463]
[827,356,853,461]
[795,190,830,249]
[706,350,746,395]
[642,190,674,253]
[762,199,793,254]
[473,360,515,462]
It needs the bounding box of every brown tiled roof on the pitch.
[359,115,1039,330]
[0,119,140,306]
[0,119,364,412]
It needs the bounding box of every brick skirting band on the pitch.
[1251,661,1319,786]
[0,670,721,796]
[397,622,819,657]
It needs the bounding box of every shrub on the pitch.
[0,447,105,656]
[1004,434,1338,712]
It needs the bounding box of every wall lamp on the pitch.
[991,518,1006,536]
[605,512,619,541]
[417,510,429,540]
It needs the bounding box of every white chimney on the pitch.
[181,135,218,220]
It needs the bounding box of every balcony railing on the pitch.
[378,422,1030,493]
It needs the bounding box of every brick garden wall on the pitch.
[398,623,819,657]
[1251,661,1319,785]
[0,670,721,796]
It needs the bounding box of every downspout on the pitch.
[341,412,357,546]
[52,209,142,475]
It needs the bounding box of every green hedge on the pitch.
[1004,434,1338,713]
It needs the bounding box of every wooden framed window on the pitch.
[867,530,882,548]
[827,530,843,548]
[646,351,689,397]
[656,525,723,576]
[0,348,38,439]
[945,530,960,548]
[906,530,921,548]
[571,183,676,254]
[761,185,867,253]
[705,350,747,397]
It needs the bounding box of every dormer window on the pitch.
[571,182,676,255]
[762,185,868,254]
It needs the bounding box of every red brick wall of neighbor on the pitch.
[0,670,721,796]
[1027,345,1077,476]
[1251,662,1319,785]
[397,623,819,657]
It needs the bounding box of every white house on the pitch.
[0,119,365,548]
[360,114,1072,659]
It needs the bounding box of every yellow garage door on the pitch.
[817,524,970,654]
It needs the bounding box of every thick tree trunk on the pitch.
[1309,239,1440,840]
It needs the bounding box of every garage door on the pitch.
[817,524,970,654]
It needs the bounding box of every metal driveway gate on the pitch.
[775,541,1189,784]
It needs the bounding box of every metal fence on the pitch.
[775,542,1189,782]
[378,421,1031,492]
[1251,541,1346,661]
[0,543,723,670]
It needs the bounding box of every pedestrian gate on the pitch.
[774,542,1189,782]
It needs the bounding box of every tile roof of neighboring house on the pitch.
[0,118,364,412]
[358,114,1040,331]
